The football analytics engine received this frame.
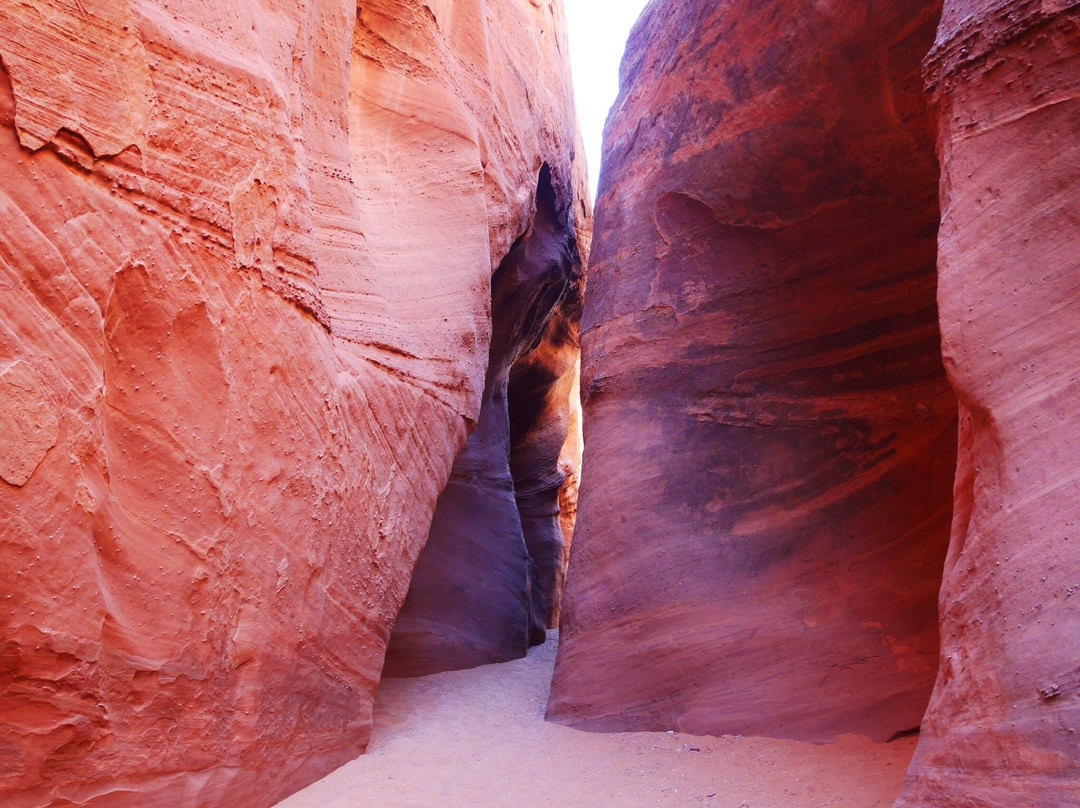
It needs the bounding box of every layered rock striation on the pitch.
[0,1,585,806]
[897,2,1080,805]
[549,0,959,742]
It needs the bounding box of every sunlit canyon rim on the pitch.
[1,2,1078,808]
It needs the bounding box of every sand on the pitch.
[274,632,915,808]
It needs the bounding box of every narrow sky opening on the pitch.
[564,0,652,203]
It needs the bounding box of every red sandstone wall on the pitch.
[0,1,584,806]
[896,2,1080,805]
[548,0,958,742]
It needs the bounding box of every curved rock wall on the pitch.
[548,0,958,742]
[0,1,584,806]
[897,3,1080,805]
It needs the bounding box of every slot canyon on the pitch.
[0,2,1077,808]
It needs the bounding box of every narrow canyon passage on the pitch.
[3,0,1079,806]
[276,633,916,808]
[384,165,584,677]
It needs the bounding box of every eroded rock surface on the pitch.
[0,361,59,487]
[0,1,584,806]
[548,0,958,742]
[897,3,1080,805]
[384,167,582,677]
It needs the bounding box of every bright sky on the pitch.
[564,0,652,202]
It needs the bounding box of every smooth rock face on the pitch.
[384,168,582,677]
[897,3,1080,806]
[549,0,958,742]
[0,1,584,806]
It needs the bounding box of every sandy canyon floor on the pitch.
[274,632,915,808]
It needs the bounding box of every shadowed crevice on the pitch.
[383,165,583,678]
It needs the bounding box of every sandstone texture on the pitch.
[0,1,584,806]
[549,0,959,742]
[896,2,1080,806]
[384,167,583,677]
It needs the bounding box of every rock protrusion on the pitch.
[0,360,59,486]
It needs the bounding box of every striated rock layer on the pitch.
[0,1,585,806]
[549,0,958,742]
[897,2,1080,806]
[383,166,583,677]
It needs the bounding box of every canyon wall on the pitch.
[551,0,1080,800]
[0,1,585,806]
[548,0,959,742]
[897,2,1080,805]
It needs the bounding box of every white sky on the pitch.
[564,0,652,202]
